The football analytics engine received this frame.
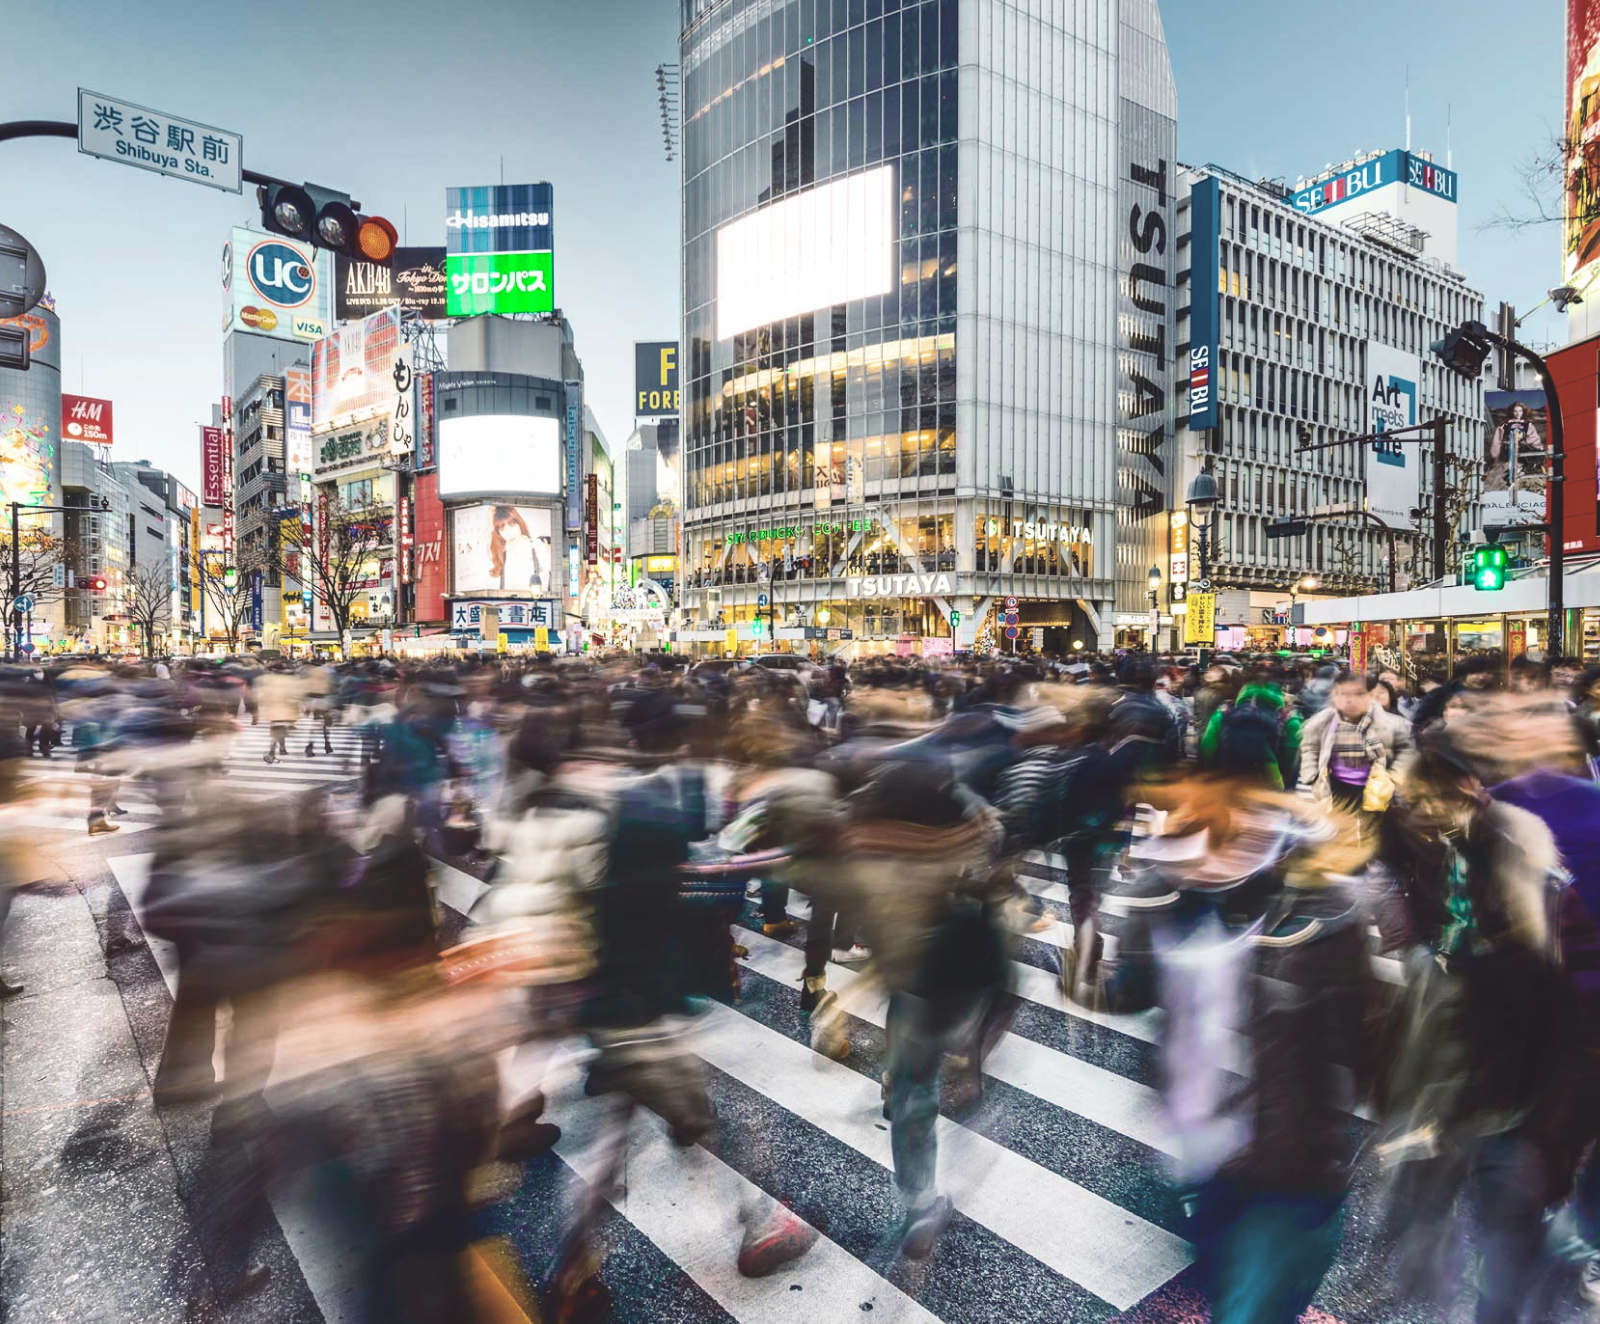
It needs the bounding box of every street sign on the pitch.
[11,594,34,614]
[1005,626,1019,640]
[77,89,243,194]
[20,642,34,656]
[1184,591,1217,645]
[1005,596,1018,608]
[756,593,769,607]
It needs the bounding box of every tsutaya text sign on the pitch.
[78,89,242,193]
[846,572,953,599]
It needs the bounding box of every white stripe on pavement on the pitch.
[541,1060,943,1324]
[690,1001,1193,1311]
[18,814,154,836]
[731,925,1177,1157]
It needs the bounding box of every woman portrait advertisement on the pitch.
[453,504,553,594]
[1483,391,1547,507]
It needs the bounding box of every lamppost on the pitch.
[1146,563,1161,651]
[1434,320,1566,662]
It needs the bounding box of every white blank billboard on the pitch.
[715,164,896,341]
[438,415,561,499]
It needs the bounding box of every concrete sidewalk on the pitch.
[1,864,319,1323]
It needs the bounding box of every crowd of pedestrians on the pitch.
[4,643,1600,1322]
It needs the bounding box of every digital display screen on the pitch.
[437,414,561,498]
[715,164,896,341]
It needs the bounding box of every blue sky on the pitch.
[6,0,1567,489]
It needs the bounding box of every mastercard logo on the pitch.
[240,305,278,331]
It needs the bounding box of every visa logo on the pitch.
[292,317,326,340]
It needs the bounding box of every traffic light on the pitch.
[1432,322,1494,381]
[85,575,107,593]
[950,609,962,627]
[751,617,765,638]
[1471,543,1508,591]
[257,183,398,264]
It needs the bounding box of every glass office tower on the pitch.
[679,0,1178,652]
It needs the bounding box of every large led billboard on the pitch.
[437,414,561,499]
[335,246,448,321]
[222,228,332,343]
[715,164,895,341]
[452,503,555,595]
[1569,0,1600,286]
[311,308,404,428]
[444,183,554,319]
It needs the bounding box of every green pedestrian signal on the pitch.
[1471,543,1508,591]
[751,617,765,636]
[950,610,962,627]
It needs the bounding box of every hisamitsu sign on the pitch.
[78,89,242,194]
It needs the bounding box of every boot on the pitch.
[304,741,315,758]
[898,1195,954,1260]
[0,980,23,998]
[798,974,827,1015]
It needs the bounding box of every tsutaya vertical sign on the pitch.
[1186,176,1221,431]
[1116,86,1177,631]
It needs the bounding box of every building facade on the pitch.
[1174,156,1485,649]
[677,0,1179,653]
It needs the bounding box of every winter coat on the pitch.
[1297,702,1409,802]
[1143,809,1378,1198]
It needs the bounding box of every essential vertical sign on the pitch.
[1186,175,1220,431]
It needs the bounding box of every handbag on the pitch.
[1363,760,1396,813]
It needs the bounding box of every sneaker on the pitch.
[0,980,23,998]
[831,944,871,965]
[762,920,799,939]
[262,753,276,765]
[898,1195,954,1260]
[737,1203,819,1278]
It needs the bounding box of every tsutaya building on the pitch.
[675,0,1178,653]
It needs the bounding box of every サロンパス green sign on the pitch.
[444,250,554,317]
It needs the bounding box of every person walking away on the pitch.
[256,664,303,764]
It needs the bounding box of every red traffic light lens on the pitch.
[357,216,398,263]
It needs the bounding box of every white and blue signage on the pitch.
[445,183,555,256]
[249,570,264,633]
[1291,150,1458,217]
[564,382,583,533]
[1364,341,1422,528]
[450,599,558,630]
[1186,176,1220,432]
[78,89,243,194]
[225,227,332,344]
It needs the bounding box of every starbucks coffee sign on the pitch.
[845,572,953,599]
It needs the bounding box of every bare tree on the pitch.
[1478,128,1566,235]
[197,550,260,654]
[298,501,389,650]
[122,561,172,657]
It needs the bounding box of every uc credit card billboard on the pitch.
[444,183,554,318]
[222,228,333,343]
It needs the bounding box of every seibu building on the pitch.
[676,0,1180,653]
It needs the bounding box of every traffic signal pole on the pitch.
[10,502,19,662]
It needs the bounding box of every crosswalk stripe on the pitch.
[690,1001,1193,1310]
[540,1058,944,1324]
[731,925,1177,1158]
[19,814,154,835]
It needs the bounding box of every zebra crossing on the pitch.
[14,721,368,833]
[98,822,1400,1324]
